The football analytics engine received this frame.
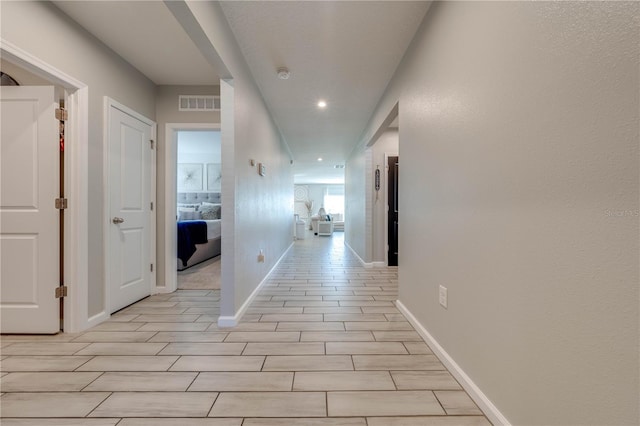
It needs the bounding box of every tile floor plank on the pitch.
[76,356,179,372]
[0,356,93,372]
[89,392,218,417]
[263,355,353,371]
[158,343,246,355]
[188,372,293,391]
[169,355,265,371]
[0,372,102,392]
[75,343,168,356]
[118,420,242,426]
[391,371,461,390]
[243,342,325,355]
[243,419,366,426]
[367,416,491,426]
[327,390,445,417]
[0,420,119,426]
[0,343,90,356]
[209,392,326,417]
[293,371,395,391]
[0,392,111,417]
[82,372,198,391]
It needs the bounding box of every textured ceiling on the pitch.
[220,1,430,183]
[53,1,219,85]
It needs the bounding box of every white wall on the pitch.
[177,131,221,193]
[357,2,639,425]
[345,148,370,262]
[1,1,156,317]
[178,1,294,317]
[177,131,221,164]
[294,184,343,219]
[371,129,398,263]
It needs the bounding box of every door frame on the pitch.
[103,97,157,314]
[383,152,398,267]
[163,123,221,294]
[0,39,89,333]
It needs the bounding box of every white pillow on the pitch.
[200,203,221,220]
[178,208,200,221]
[178,203,201,211]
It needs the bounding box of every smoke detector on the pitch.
[277,67,291,80]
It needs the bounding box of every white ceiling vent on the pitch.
[178,95,220,111]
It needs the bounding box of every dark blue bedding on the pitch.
[177,221,208,266]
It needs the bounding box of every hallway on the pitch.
[0,235,490,424]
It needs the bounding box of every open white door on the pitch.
[0,86,59,333]
[107,102,154,313]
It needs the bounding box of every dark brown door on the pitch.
[388,156,399,266]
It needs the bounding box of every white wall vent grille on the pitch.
[178,95,220,111]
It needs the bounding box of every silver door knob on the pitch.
[112,217,124,224]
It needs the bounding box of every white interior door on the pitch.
[0,86,59,333]
[108,103,153,313]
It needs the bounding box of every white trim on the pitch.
[0,39,85,89]
[163,123,221,294]
[371,261,386,268]
[106,97,155,127]
[345,241,373,268]
[0,38,89,333]
[86,311,109,329]
[395,300,511,426]
[103,97,156,316]
[218,242,294,327]
[63,87,89,333]
[150,124,158,293]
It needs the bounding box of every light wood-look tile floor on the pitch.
[0,233,491,425]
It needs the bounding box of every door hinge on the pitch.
[150,202,154,211]
[55,286,68,298]
[150,263,154,272]
[55,108,68,121]
[55,198,68,209]
[150,139,155,149]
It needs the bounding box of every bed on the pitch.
[177,192,222,271]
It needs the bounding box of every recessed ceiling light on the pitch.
[317,157,323,162]
[317,100,327,108]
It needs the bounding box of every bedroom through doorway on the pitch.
[176,130,222,290]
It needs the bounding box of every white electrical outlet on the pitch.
[439,285,448,309]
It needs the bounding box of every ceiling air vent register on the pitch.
[178,95,220,112]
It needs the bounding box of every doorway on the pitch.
[388,155,399,266]
[164,123,222,294]
[175,129,222,291]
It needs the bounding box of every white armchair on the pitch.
[317,220,334,236]
[311,207,328,235]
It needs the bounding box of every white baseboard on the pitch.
[84,310,109,331]
[218,242,294,328]
[395,300,511,426]
[371,261,386,268]
[344,241,372,268]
